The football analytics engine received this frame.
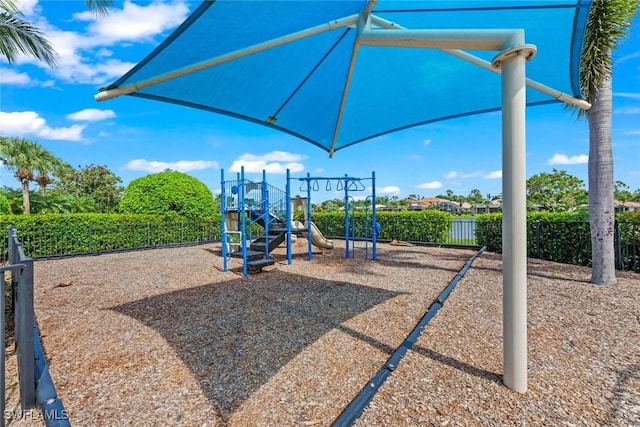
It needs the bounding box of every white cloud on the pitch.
[444,170,483,179]
[614,106,640,114]
[377,186,400,195]
[416,181,443,190]
[630,170,640,176]
[548,153,588,165]
[0,111,85,141]
[12,1,190,85]
[124,159,219,173]
[408,154,422,160]
[229,151,305,174]
[624,130,640,135]
[0,69,31,85]
[423,139,431,145]
[483,170,502,179]
[74,0,189,44]
[314,168,324,173]
[66,109,116,121]
[616,50,640,63]
[16,0,39,16]
[614,92,640,100]
[0,68,54,87]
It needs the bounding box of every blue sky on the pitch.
[1,0,639,203]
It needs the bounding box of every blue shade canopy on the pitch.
[98,0,591,156]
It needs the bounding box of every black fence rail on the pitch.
[314,217,472,246]
[2,229,70,426]
[0,219,637,272]
[0,221,221,261]
[475,220,639,272]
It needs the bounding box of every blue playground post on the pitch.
[372,170,377,260]
[344,174,350,259]
[306,172,312,260]
[286,169,292,265]
[262,170,270,261]
[221,168,227,272]
[240,166,247,277]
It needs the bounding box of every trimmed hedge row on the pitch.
[0,213,223,259]
[312,210,453,243]
[476,211,640,269]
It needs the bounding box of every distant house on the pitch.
[615,200,640,213]
[408,197,469,214]
[469,200,502,214]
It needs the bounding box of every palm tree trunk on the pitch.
[587,69,616,285]
[21,178,31,215]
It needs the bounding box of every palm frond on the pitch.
[0,12,58,66]
[85,0,113,17]
[573,0,639,117]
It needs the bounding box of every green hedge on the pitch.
[0,213,222,259]
[616,211,640,271]
[312,210,452,243]
[476,211,640,269]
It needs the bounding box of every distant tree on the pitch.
[32,145,72,194]
[57,164,123,213]
[29,192,96,214]
[0,137,66,214]
[120,170,215,220]
[632,188,640,203]
[614,180,633,206]
[440,189,465,203]
[467,189,484,205]
[526,169,587,212]
[0,191,11,215]
[376,195,390,206]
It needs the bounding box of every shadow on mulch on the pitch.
[109,271,404,422]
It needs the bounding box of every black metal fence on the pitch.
[0,221,221,261]
[0,219,637,272]
[2,229,70,426]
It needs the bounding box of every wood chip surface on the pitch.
[4,241,639,426]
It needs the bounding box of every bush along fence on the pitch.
[313,210,462,245]
[0,211,636,271]
[475,212,640,272]
[0,213,222,261]
[2,229,70,426]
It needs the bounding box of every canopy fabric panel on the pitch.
[103,0,591,154]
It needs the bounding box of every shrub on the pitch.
[120,171,216,221]
[476,212,592,266]
[0,213,221,259]
[312,210,452,243]
[0,192,11,215]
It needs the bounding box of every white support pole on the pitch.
[500,45,528,393]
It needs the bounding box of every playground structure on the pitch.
[221,167,377,275]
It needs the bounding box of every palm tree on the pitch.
[0,0,111,65]
[575,0,639,285]
[31,144,73,194]
[0,137,66,214]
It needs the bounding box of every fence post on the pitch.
[1,269,5,427]
[614,220,622,270]
[535,221,540,259]
[15,257,36,410]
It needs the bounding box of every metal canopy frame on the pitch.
[95,1,592,394]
